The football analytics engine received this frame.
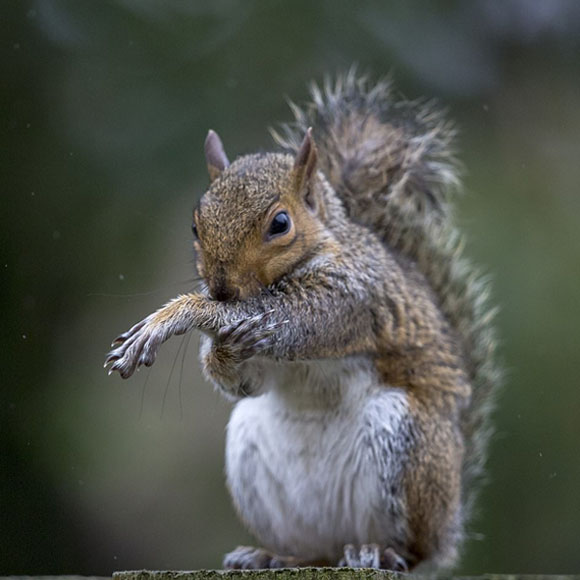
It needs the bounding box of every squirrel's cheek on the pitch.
[257,253,300,288]
[195,260,206,279]
[193,242,206,278]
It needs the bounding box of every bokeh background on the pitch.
[2,0,580,575]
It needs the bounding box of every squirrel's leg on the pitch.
[202,271,382,362]
[105,293,272,379]
[106,268,385,377]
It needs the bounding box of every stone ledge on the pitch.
[3,573,580,580]
[114,571,398,580]
[113,571,580,580]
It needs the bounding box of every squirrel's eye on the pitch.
[268,211,291,238]
[192,223,199,239]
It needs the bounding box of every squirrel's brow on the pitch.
[262,194,281,217]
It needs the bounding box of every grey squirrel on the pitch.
[105,72,500,572]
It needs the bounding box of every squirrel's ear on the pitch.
[205,130,230,182]
[294,128,319,211]
[294,127,318,184]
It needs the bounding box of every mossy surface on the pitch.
[113,570,400,580]
[113,572,580,580]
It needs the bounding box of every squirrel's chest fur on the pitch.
[225,356,412,562]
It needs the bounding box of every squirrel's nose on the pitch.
[210,282,239,302]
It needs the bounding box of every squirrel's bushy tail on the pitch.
[273,70,502,528]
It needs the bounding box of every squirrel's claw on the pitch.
[111,318,148,346]
[103,352,120,367]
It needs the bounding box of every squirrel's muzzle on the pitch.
[210,283,240,302]
[209,279,239,302]
[208,266,242,302]
[206,256,267,301]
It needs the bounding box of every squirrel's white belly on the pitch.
[224,357,411,562]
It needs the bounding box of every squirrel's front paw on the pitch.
[215,310,287,363]
[105,294,206,378]
[104,313,187,379]
[104,315,161,378]
[202,311,287,398]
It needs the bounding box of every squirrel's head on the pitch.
[193,129,328,301]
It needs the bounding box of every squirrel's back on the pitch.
[273,70,502,527]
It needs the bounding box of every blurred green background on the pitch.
[2,0,580,575]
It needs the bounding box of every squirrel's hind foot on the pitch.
[223,545,301,569]
[338,544,408,572]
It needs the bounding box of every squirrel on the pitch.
[105,72,500,572]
